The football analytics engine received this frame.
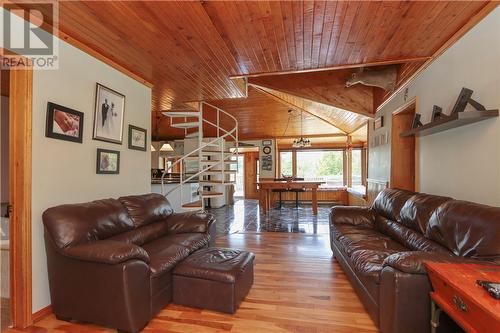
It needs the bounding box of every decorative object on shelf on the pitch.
[262,146,271,155]
[292,111,311,148]
[96,148,120,174]
[431,105,444,121]
[128,125,147,151]
[93,83,125,144]
[411,113,423,129]
[374,115,384,130]
[45,102,84,143]
[451,87,488,114]
[450,87,474,114]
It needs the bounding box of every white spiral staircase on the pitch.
[161,101,238,211]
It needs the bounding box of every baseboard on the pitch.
[32,305,52,323]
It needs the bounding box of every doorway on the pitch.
[244,152,259,199]
[234,155,245,198]
[391,100,416,191]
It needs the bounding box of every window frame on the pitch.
[278,147,367,188]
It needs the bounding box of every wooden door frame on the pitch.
[4,53,33,328]
[390,97,417,191]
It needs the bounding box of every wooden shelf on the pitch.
[400,110,498,137]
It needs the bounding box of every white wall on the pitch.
[31,40,151,311]
[373,8,500,205]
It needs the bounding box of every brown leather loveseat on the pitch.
[329,188,500,333]
[43,193,215,333]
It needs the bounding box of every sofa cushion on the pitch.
[142,233,209,276]
[372,188,415,222]
[350,248,404,283]
[108,220,171,246]
[427,200,500,263]
[119,193,173,228]
[375,216,451,253]
[336,225,407,257]
[399,192,452,234]
[43,198,134,249]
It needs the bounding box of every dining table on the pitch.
[256,180,325,215]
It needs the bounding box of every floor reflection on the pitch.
[208,199,334,236]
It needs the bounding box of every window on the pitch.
[351,149,362,186]
[296,150,344,186]
[279,151,293,177]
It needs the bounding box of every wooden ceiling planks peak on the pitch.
[248,69,374,117]
[249,84,347,134]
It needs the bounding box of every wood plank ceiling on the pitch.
[29,1,492,140]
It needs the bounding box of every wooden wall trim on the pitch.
[32,306,52,324]
[376,2,498,113]
[9,65,33,328]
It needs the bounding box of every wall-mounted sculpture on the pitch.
[345,66,398,91]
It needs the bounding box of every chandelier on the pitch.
[292,111,311,148]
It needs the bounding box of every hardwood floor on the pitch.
[6,201,379,333]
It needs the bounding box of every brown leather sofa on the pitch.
[43,193,216,333]
[329,188,500,333]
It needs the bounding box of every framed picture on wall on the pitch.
[96,148,120,174]
[45,102,84,143]
[128,125,147,151]
[93,83,125,144]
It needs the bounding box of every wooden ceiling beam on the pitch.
[230,57,431,79]
[250,84,348,134]
[274,133,347,139]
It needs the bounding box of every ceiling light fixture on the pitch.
[160,143,174,152]
[292,111,311,148]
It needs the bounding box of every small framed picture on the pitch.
[262,139,272,146]
[128,125,147,151]
[96,148,120,174]
[93,83,125,144]
[374,116,384,130]
[45,102,84,143]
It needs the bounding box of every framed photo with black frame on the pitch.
[45,102,84,143]
[96,148,120,174]
[128,125,147,151]
[93,83,126,144]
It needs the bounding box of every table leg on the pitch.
[266,189,271,214]
[259,188,267,214]
[312,188,318,215]
[430,299,442,333]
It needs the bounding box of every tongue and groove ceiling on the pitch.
[27,1,494,140]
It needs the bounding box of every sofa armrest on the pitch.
[63,240,150,264]
[383,251,480,275]
[330,206,376,228]
[166,211,215,234]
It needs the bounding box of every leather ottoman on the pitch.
[172,247,255,314]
